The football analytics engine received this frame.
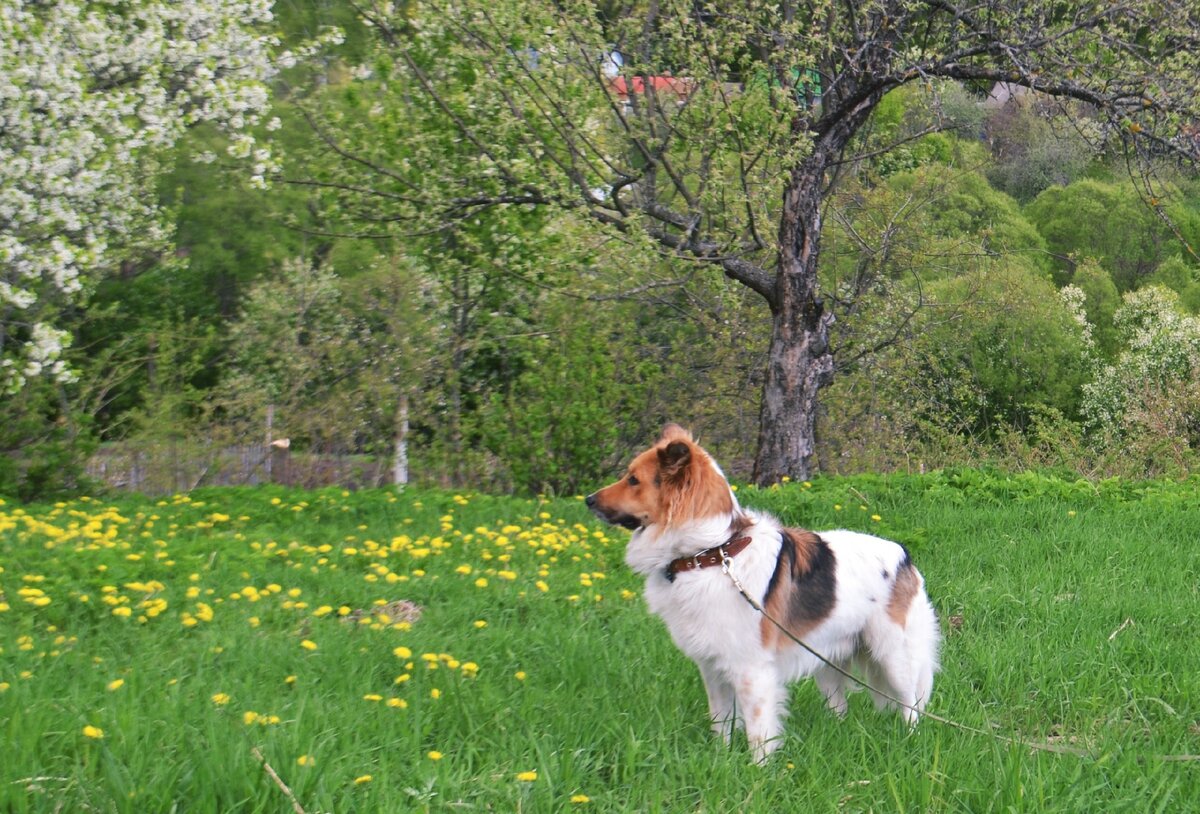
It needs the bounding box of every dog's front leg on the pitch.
[735,667,785,764]
[696,659,738,743]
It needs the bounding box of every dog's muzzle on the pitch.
[585,494,641,530]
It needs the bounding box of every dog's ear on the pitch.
[658,423,692,444]
[658,439,692,481]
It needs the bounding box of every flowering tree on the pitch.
[0,0,285,394]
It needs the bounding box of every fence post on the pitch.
[393,393,409,486]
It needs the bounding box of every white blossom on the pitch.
[1,0,280,392]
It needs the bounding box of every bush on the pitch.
[0,380,96,500]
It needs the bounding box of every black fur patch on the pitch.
[773,530,837,628]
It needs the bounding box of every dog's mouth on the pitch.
[614,514,643,531]
[589,506,644,531]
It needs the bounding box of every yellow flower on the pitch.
[354,774,373,785]
[386,697,408,708]
[571,794,591,804]
[363,694,383,702]
[514,671,527,681]
[211,692,231,705]
[871,514,882,522]
[427,750,443,761]
[300,639,318,651]
[474,578,488,588]
[430,688,441,699]
[516,770,538,782]
[473,620,487,629]
[285,675,297,685]
[82,725,104,739]
[297,755,314,767]
[243,710,260,725]
[106,678,125,691]
[111,606,132,617]
[393,646,412,659]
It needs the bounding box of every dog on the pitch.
[586,424,939,762]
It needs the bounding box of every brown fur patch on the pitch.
[886,562,920,628]
[761,530,838,651]
[589,429,735,530]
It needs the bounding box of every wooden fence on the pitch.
[86,442,392,495]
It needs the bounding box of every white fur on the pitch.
[627,509,940,763]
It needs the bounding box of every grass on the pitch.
[1,471,1198,812]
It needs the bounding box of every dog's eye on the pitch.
[627,474,640,487]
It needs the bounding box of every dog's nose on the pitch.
[585,493,596,508]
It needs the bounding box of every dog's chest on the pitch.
[642,567,767,663]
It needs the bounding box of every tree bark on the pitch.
[752,158,835,484]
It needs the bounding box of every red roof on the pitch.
[609,76,694,101]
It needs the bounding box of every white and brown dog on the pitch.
[587,425,939,762]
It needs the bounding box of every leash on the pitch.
[717,552,1094,757]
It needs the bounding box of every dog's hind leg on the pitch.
[814,663,850,717]
[864,622,919,726]
[697,659,739,743]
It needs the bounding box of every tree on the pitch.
[0,0,284,394]
[1025,179,1198,290]
[313,0,1200,483]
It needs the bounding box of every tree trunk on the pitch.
[752,160,835,485]
[393,393,409,486]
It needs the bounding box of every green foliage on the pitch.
[0,379,96,501]
[886,168,1051,276]
[480,322,626,495]
[1070,259,1121,358]
[1025,179,1195,290]
[983,95,1097,202]
[926,262,1090,428]
[1144,255,1200,313]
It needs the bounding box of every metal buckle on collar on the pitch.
[719,545,733,574]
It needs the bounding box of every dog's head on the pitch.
[586,424,736,532]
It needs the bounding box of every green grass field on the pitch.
[2,471,1198,812]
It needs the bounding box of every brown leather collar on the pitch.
[665,535,752,582]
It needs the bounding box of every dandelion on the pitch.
[243,710,260,725]
[393,646,412,659]
[428,750,443,761]
[473,620,487,629]
[82,725,104,739]
[354,774,373,785]
[430,688,441,699]
[871,514,882,522]
[297,755,314,767]
[516,770,538,782]
[106,678,125,691]
[285,675,297,685]
[474,577,488,588]
[514,671,527,681]
[363,694,383,702]
[300,639,318,651]
[571,794,591,804]
[387,697,408,708]
[211,692,231,705]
